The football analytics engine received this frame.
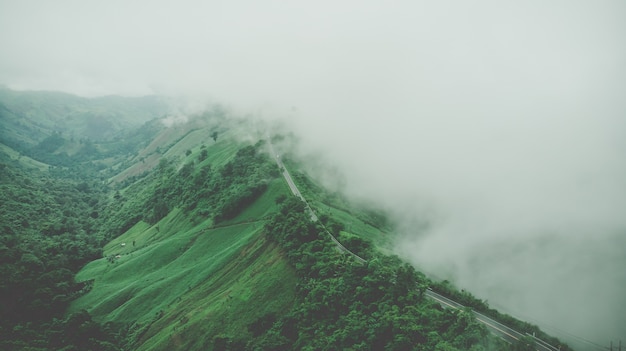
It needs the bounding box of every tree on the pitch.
[150,200,170,224]
[512,336,536,351]
[198,148,208,161]
[248,313,277,337]
[275,194,287,204]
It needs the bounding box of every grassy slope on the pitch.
[0,143,50,171]
[109,123,240,185]
[71,129,298,350]
[72,183,296,349]
[283,158,394,250]
[0,88,167,143]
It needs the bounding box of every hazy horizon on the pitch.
[2,1,625,349]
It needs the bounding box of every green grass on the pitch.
[280,158,393,249]
[191,133,241,170]
[0,143,50,171]
[218,178,287,225]
[72,167,296,350]
[314,201,393,249]
[135,235,295,351]
[109,123,242,186]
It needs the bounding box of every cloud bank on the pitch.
[1,1,625,348]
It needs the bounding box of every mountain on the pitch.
[0,88,173,175]
[0,87,168,145]
[0,89,573,350]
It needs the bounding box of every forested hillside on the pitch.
[0,87,167,147]
[0,89,170,350]
[0,148,121,349]
[0,89,571,350]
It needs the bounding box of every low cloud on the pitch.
[160,114,188,127]
[1,0,625,347]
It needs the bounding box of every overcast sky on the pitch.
[1,1,625,348]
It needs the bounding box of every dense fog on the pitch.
[1,1,625,348]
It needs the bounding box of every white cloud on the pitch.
[1,0,625,347]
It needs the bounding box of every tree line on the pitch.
[208,197,513,350]
[0,162,118,350]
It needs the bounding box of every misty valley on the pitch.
[2,1,625,349]
[0,88,584,351]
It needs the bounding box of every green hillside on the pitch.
[66,120,303,349]
[0,89,573,351]
[72,129,558,350]
[0,87,168,146]
[0,87,169,173]
[73,207,297,350]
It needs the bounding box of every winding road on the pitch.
[268,142,366,263]
[425,289,560,351]
[267,139,560,350]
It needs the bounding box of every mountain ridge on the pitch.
[0,89,574,350]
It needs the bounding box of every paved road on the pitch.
[268,142,304,199]
[268,141,365,263]
[425,289,560,351]
[268,138,559,349]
